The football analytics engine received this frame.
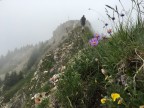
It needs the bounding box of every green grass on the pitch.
[57,19,144,108]
[37,99,49,108]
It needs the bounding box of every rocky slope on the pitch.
[0,20,93,108]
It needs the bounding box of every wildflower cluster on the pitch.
[101,93,124,106]
[57,0,144,108]
[89,30,112,46]
[89,33,100,46]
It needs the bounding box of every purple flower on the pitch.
[89,38,99,46]
[94,33,100,41]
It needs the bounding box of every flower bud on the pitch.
[101,69,107,76]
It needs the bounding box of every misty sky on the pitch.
[0,0,132,56]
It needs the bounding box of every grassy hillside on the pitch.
[5,19,144,108]
[56,2,144,108]
[27,19,144,108]
[57,21,144,107]
[1,1,144,107]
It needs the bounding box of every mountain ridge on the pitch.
[0,20,93,108]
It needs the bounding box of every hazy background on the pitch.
[0,0,132,56]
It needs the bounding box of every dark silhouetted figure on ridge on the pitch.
[80,15,86,32]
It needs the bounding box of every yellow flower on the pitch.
[111,93,120,101]
[101,98,107,104]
